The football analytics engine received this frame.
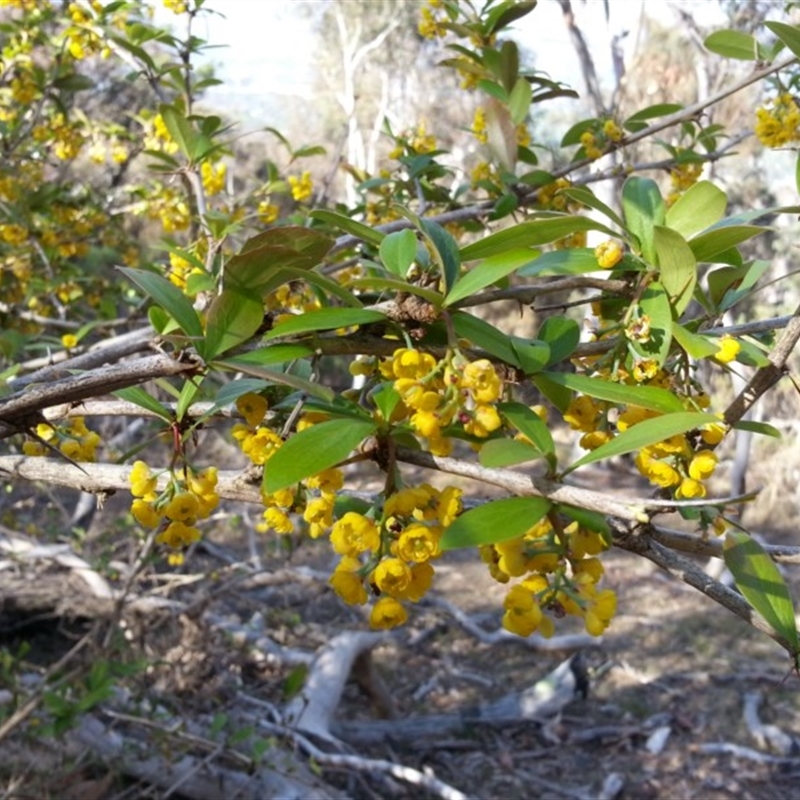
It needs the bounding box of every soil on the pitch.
[2,433,800,800]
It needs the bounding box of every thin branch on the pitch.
[724,303,800,427]
[0,352,202,438]
[614,528,796,656]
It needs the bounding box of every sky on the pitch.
[177,0,728,122]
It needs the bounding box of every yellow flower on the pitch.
[594,239,623,269]
[471,107,488,144]
[714,334,740,364]
[258,506,294,535]
[257,200,279,224]
[372,557,412,598]
[563,395,601,432]
[404,562,435,601]
[688,450,717,481]
[163,491,200,522]
[288,171,313,203]
[236,392,268,427]
[200,161,226,196]
[330,556,368,605]
[580,130,602,160]
[635,452,681,488]
[464,404,502,438]
[131,499,161,528]
[602,118,624,142]
[303,495,335,535]
[502,585,542,637]
[676,477,706,499]
[585,589,616,636]
[370,597,408,629]
[129,460,157,498]
[61,333,79,349]
[157,520,201,548]
[397,523,440,563]
[391,348,436,380]
[330,512,380,556]
[461,359,502,404]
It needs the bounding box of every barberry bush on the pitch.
[3,0,800,678]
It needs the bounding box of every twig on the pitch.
[614,528,796,656]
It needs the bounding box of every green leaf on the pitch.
[704,29,761,60]
[559,186,627,231]
[444,249,536,306]
[564,411,718,474]
[263,418,377,494]
[622,176,665,263]
[202,289,263,359]
[371,383,401,422]
[510,337,550,374]
[518,248,606,278]
[665,181,728,239]
[158,104,197,161]
[636,281,673,366]
[310,210,384,246]
[440,496,551,550]
[764,21,800,60]
[796,153,800,199]
[460,216,617,261]
[707,260,770,311]
[653,226,697,316]
[119,267,204,340]
[113,386,172,422]
[264,308,385,340]
[221,344,313,367]
[485,0,537,34]
[535,372,685,413]
[508,76,532,124]
[560,506,611,539]
[537,317,580,366]
[499,401,555,459]
[672,323,720,360]
[349,276,443,305]
[176,376,202,421]
[734,420,781,438]
[561,118,597,147]
[479,438,543,468]
[420,219,461,292]
[214,360,335,402]
[623,103,683,133]
[689,225,766,263]
[532,373,572,412]
[213,379,270,409]
[379,229,418,277]
[724,530,799,653]
[451,311,520,366]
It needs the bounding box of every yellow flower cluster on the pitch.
[129,460,219,557]
[755,93,800,148]
[22,417,100,461]
[378,349,504,455]
[330,483,462,630]
[389,124,437,159]
[201,161,226,196]
[482,515,616,638]
[418,3,446,39]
